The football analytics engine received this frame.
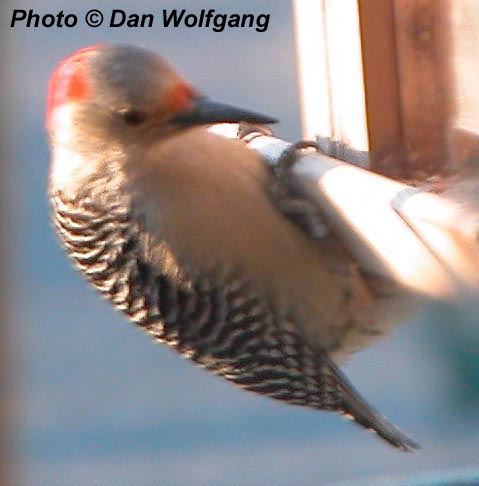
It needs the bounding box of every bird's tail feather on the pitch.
[323,355,421,452]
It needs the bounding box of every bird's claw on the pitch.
[237,122,273,143]
[275,140,323,178]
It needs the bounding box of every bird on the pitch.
[46,44,419,451]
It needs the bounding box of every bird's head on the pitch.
[46,44,276,148]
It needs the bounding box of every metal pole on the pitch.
[210,124,479,301]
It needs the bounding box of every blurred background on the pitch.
[3,0,479,484]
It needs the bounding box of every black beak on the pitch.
[171,96,277,127]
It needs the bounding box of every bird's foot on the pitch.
[270,141,330,239]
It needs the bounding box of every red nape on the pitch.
[46,45,104,128]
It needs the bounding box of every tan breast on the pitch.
[125,128,378,356]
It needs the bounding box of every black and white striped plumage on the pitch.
[46,44,419,451]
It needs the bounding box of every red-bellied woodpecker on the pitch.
[46,44,419,451]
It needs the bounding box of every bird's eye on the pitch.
[118,109,147,126]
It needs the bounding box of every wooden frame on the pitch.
[293,0,479,180]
